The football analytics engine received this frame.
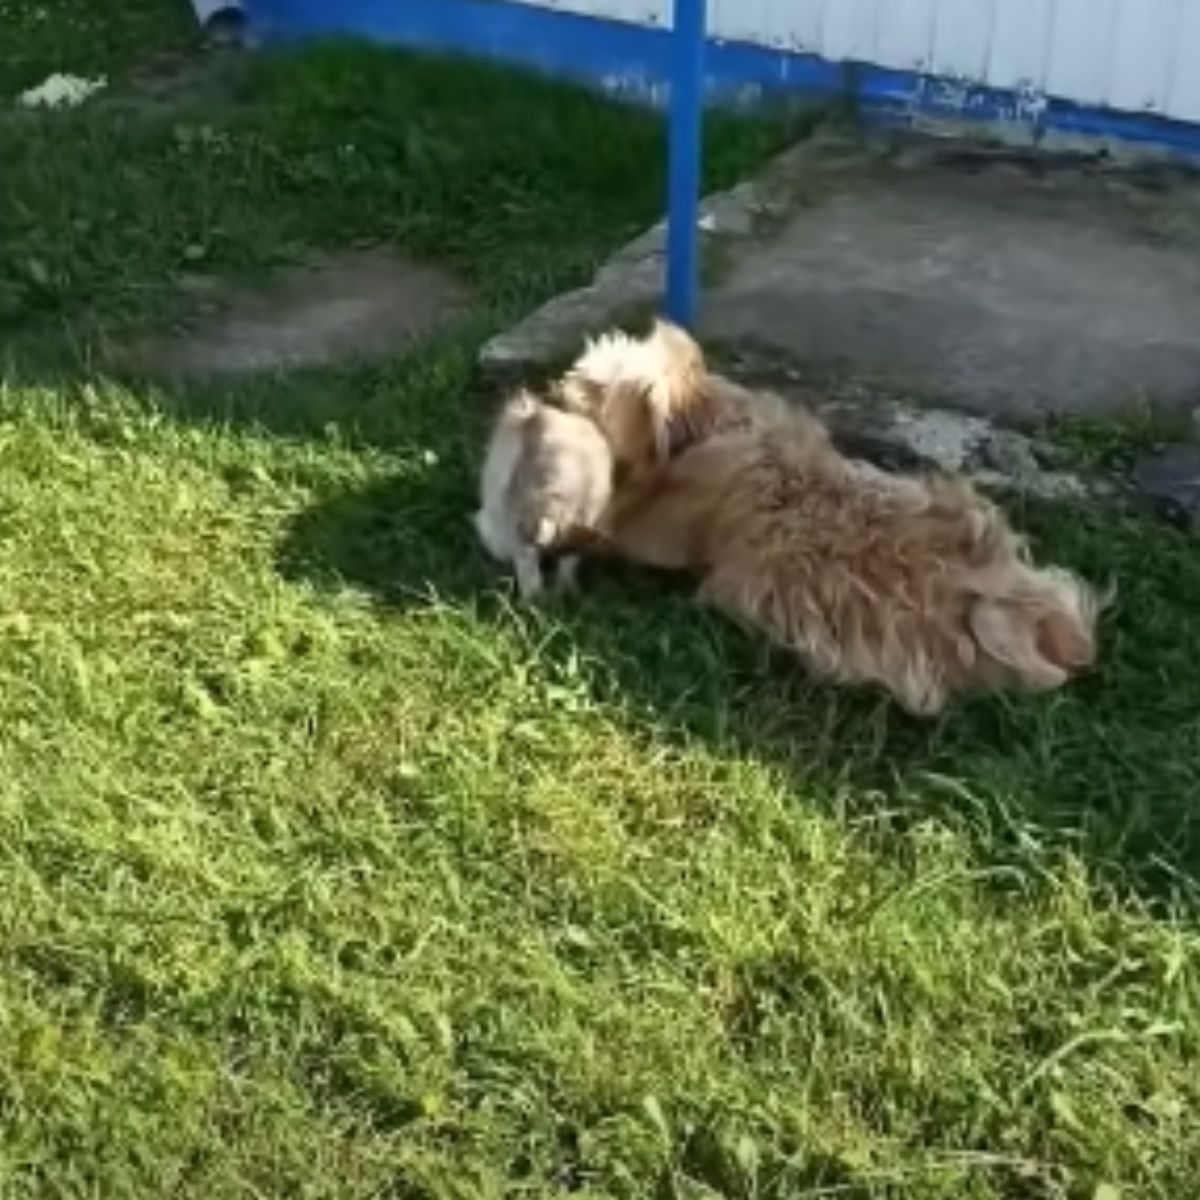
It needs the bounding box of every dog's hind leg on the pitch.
[513,546,545,601]
[553,555,581,594]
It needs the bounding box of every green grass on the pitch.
[2,8,1200,1200]
[0,0,191,97]
[0,33,793,341]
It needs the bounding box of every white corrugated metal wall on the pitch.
[538,0,1200,123]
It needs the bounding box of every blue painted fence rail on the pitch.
[244,0,1200,162]
[665,0,706,329]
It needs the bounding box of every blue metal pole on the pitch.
[665,0,706,328]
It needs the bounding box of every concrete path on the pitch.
[483,131,1200,425]
[128,249,471,381]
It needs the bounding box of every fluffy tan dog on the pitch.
[565,323,1104,715]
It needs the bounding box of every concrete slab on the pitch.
[482,132,1200,426]
[129,249,470,381]
[701,165,1200,423]
[1133,445,1200,529]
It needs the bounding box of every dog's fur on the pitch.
[473,389,613,599]
[565,322,1104,715]
[558,319,785,466]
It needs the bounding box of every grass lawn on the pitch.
[2,4,1199,1198]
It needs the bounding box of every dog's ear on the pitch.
[596,380,662,473]
[644,383,675,464]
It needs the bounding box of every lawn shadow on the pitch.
[277,463,1200,912]
[7,254,1197,915]
[7,316,1197,911]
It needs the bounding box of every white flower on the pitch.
[18,73,107,110]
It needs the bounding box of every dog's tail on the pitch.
[643,319,714,459]
[562,320,710,463]
[969,566,1109,692]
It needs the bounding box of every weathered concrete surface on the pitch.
[715,355,1099,500]
[1132,445,1200,528]
[482,131,1200,425]
[702,177,1200,423]
[130,249,470,381]
[480,172,790,379]
[480,163,793,379]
